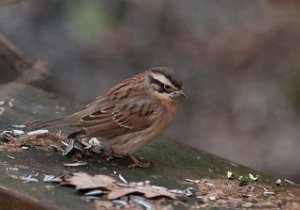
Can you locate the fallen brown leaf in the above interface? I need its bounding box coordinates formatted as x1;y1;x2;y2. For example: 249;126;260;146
63;172;176;201
94;200;113;210
64;172;116;190
108;184;176;200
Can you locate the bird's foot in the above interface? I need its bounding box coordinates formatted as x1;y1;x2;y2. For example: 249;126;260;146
104;145;124;159
128;154;150;168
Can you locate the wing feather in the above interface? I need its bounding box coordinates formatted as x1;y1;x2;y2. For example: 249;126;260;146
80;98;160;139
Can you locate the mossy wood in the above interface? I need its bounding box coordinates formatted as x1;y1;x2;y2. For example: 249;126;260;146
0;82;292;210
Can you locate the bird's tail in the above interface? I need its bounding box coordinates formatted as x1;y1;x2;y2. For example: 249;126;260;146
26;117;67;130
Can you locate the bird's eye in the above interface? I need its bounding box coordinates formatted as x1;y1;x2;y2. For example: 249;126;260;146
163;84;172;92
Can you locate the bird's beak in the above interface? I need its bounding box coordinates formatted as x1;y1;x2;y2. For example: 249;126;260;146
180;89;187;97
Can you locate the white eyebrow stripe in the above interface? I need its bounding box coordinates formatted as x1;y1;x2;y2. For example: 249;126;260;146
151;73;176;88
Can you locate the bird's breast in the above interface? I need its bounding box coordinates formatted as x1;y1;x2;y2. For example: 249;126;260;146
109;110;175;155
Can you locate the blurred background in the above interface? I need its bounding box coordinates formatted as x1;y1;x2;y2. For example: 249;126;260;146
1;0;300;182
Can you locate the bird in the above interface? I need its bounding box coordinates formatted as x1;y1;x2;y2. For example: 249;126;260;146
28;67;186;168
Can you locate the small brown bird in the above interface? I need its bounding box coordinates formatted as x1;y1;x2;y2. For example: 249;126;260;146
29;67;186;168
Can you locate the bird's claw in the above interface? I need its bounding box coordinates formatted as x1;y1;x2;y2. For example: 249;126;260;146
104;146;124;158
128;154;150;168
128;161;150;168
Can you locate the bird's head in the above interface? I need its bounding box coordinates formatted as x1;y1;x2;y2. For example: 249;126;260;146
148;67;186;103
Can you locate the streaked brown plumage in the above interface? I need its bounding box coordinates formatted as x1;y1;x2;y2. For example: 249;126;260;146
28;67;185;167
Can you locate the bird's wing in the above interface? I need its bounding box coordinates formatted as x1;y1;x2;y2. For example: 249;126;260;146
79;98;161;139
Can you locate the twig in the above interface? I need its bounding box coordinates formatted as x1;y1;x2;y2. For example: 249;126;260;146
0;31;50;83
0;31;32;66
0;0;23;7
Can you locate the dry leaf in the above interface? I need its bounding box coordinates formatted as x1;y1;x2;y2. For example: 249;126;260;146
94;200;113;210
108;184;176;200
64;172;116;190
63;172;176;205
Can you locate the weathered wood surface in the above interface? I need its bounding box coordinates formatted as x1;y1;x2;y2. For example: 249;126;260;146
0;82;298;210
